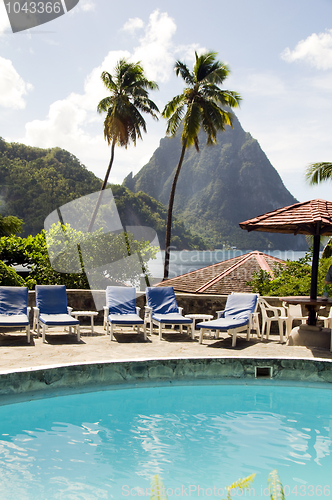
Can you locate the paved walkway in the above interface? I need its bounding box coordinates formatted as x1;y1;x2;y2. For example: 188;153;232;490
1;325;331;372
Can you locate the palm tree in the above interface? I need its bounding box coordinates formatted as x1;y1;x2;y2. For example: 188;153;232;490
88;59;159;231
305;162;332;258
305;162;332;185
162;51;241;279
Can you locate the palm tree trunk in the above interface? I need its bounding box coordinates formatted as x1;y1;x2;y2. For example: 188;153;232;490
163;140;187;280
88;140;116;232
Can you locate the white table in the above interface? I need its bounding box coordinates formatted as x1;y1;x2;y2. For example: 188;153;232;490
185;314;213;336
71;311;98;334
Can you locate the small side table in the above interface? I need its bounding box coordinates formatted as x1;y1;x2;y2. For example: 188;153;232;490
71;311;98;334
185;314;213;336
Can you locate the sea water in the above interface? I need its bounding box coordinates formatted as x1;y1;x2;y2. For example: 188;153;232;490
0;382;331;499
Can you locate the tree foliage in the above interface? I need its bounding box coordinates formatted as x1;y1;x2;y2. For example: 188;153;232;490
0;139;102;236
0;223;157;289
248;251;332;296
0;214;23;236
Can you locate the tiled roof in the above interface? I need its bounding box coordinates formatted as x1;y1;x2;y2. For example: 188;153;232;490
155;251;285;294
240;199;332;236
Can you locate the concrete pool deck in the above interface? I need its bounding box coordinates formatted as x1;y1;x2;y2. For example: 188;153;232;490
1;325;331;373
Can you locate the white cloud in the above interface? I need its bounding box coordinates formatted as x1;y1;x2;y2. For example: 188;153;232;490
0;1;10;34
0;57;33;109
79;0;96;12
281;30;332;70
19;10;205;182
130;10;177;83
122;17;144;34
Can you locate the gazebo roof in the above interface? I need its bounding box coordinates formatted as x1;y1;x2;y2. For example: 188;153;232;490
155;251;285;295
239;199;332;236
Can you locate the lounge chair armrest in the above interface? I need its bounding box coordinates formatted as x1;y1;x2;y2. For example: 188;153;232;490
67;306;73;314
145;306;152;312
216;310;225;318
103;306;109;315
27;306;31;316
178;306;183;315
33;306;40;318
135;306;141;315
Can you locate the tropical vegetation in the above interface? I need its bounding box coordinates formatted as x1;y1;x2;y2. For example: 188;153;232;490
151;470;285;500
305;162;332;185
89;59;159;231
0;223;157;288
0;214;23;236
0;138;204;249
248;250;332;297
161;50;241;278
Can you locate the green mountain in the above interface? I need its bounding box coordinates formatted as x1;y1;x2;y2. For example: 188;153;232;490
124;115;307;250
0;138;206;249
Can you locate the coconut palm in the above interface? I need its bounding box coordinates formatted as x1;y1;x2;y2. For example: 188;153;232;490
88;59;159;231
162;51;241;279
305;162;332;258
305;162;332;185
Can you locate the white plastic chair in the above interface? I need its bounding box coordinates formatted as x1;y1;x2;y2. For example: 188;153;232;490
278;303;307;342
258;298;285;340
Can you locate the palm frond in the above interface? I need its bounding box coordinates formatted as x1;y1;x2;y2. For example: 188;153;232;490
267;470;285;500
305;162;332;185
174;60;194;85
162;94;187;119
226;473;256;500
182;101;201;149
150;475;168;500
97;58;159;148
165;104;185;136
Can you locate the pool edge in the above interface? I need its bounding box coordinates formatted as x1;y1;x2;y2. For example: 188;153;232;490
1;356;332;402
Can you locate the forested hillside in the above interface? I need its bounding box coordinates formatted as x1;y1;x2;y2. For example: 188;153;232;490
0;138;206;249
0;138;101;236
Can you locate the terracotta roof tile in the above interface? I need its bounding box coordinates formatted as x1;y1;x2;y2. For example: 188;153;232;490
155;251;285;294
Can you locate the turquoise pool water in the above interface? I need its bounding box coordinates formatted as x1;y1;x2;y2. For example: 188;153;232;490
0;382;331;499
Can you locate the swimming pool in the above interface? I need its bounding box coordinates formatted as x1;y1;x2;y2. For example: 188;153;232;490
0;379;331;499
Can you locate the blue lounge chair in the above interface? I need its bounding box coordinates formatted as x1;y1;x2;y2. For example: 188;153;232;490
0;286;31;343
104;286;146;341
145;287;194;340
197;293;259;347
33;285;80;343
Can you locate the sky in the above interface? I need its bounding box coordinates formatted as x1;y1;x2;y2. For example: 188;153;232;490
1;0;332;204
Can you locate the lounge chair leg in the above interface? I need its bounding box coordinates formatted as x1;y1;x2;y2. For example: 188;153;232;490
110;324;114;341
42;325;46;343
232;332;237;347
143;324;147;341
159;323;162;340
199;328;205;344
26;325;30;343
76;325;80;341
191;323;195;340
